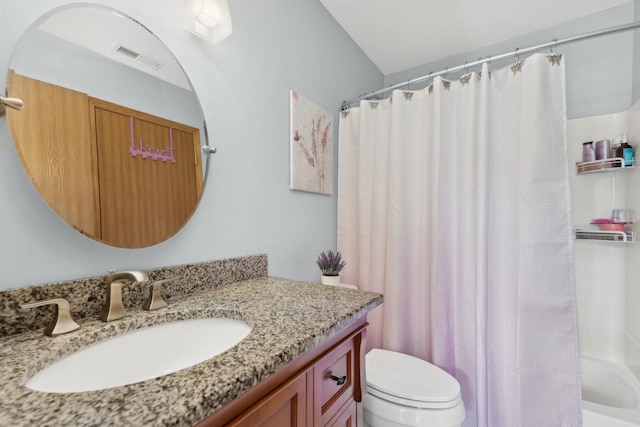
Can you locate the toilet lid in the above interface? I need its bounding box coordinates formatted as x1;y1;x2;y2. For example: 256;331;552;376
366;349;461;405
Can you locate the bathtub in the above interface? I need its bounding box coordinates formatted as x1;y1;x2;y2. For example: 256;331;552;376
582;356;640;426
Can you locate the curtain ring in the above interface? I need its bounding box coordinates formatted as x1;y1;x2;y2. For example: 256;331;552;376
463;61;468;75
551;38;558;53
515;47;520;62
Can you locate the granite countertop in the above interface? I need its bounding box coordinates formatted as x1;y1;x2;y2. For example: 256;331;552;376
0;277;382;426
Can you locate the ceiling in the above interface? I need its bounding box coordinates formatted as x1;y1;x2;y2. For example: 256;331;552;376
319;0;632;75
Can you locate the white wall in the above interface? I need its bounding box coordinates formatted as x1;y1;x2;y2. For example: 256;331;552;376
568;113;629;361
0;0;383;290
625;101;640;374
633;0;640;104
566;99;640;373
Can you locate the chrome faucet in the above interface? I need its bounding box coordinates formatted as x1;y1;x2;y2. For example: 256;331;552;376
101;271;148;322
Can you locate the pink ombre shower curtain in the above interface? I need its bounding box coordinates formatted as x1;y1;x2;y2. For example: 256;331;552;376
337;53;582;427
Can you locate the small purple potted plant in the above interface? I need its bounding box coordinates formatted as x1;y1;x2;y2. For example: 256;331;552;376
316;250;346;286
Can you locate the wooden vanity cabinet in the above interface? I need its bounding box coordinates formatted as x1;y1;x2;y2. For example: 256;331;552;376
327;400;358;427
197;317;367;427
226;372;309;427
314;334;358;425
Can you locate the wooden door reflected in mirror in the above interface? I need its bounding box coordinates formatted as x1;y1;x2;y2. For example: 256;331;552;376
8;73;202;248
93;99;202;248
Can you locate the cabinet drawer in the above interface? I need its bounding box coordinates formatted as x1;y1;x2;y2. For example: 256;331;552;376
226;371;308;427
313;336;355;425
327;400;357;427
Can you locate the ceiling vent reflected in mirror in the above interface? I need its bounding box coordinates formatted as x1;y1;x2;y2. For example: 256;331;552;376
111;43;165;71
37;6;191;90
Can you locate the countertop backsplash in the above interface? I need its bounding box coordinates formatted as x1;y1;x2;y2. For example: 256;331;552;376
0;254;268;337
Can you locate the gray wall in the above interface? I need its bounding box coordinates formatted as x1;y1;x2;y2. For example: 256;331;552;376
634;0;640;103
0;0;382;290
384;2;636;120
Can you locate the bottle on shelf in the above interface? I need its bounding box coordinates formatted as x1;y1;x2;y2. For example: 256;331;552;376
595;139;611;160
614;133;634;167
582;141;595;162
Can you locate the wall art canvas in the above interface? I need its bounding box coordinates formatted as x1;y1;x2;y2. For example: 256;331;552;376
289;90;333;195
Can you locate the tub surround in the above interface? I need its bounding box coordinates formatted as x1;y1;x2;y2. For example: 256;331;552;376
581;355;640;426
0;254;268;337
0;271;382;426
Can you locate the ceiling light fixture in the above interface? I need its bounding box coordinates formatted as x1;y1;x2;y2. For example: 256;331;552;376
183;0;233;44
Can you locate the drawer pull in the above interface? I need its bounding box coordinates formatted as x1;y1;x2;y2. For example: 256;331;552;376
329;375;347;386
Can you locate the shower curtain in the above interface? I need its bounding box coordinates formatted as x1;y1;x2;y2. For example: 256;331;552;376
337;53;582;427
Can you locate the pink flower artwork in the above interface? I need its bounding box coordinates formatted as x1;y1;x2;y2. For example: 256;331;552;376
289;91;333;195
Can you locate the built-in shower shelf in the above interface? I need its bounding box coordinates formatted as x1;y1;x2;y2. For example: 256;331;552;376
574;228;635;243
576;158;635;174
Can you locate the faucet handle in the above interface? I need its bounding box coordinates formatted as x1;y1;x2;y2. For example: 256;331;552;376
143;277;180;311
21;298;80;337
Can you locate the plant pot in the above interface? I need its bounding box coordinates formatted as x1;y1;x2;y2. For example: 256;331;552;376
321;275;340;286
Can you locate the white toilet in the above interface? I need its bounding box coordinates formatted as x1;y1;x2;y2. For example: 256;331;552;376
364;348;466;427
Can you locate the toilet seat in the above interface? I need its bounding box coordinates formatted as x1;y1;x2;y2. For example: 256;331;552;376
366;349;462;410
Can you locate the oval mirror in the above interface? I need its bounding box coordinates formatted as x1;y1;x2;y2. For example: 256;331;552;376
5;4;210;249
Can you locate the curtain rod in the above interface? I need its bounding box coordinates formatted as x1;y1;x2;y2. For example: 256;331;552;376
341;21;640;109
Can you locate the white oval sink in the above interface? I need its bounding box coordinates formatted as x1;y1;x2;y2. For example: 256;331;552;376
26;318;251;393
